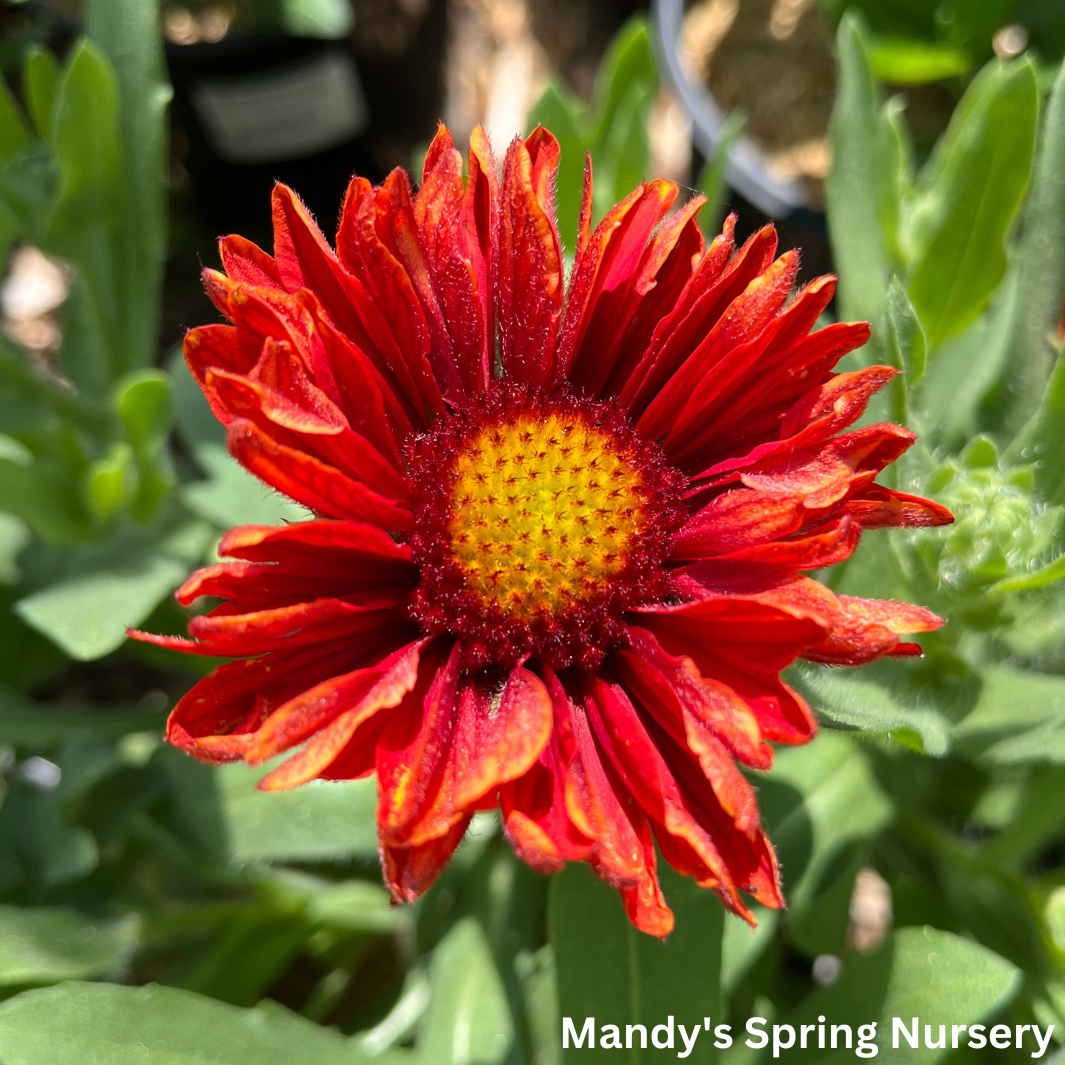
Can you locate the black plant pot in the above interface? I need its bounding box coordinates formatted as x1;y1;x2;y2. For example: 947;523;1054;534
167;0;446;239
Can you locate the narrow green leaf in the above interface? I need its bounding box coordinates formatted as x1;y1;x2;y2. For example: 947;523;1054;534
0;905;137;986
1005;342;1065;502
697;110;746;240
527;80;586;253
825;14;891;333
0;684;166;747
0;982;394;1065
595;78;653;214
787;663;950;757
550;861;723;1062
589;17;655;149
868;39;970;85
0;512;29;584
1004;56;1065;428
906;58;1039;348
883;277;927;426
419;919;513;1065
281;0;355;39
87;0;172;374
22;47;58;141
48;40;124;381
992;553;1065;592
0;75;30;159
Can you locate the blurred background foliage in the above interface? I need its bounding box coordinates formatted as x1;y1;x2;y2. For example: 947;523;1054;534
0;0;1060;1063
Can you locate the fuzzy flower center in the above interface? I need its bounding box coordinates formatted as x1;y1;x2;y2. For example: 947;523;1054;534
407;385;685;670
447;413;649;620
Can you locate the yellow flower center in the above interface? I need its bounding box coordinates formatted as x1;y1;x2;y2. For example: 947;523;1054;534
446;412;650;619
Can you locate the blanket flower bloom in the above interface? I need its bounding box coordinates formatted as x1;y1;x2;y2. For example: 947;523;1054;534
133;126;952;935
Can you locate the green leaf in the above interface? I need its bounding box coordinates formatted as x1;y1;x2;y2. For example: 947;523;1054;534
0;75;30;159
48;40;124;382
992;552;1065;592
550;861;723;1062
0;981;396;1065
115;369;175;521
697;110;746;240
527;80;586;252
281;0;355;39
906;58;1039;349
14;520;210;660
1006;342;1065;503
0;684;165;747
184;443;311;529
594;78;653;216
722;906;778;996
787;663;950;757
882;277;927;426
22;47;59;141
418;919;513;1065
915;264;1019;448
953;666;1065;764
219;762;380;863
0;905;137;986
867;39;970;85
165;756;380;864
86;441;136;519
760;731;894;912
87;0;172;374
780;927;1020;1064
1003;56;1065;428
825;14;893;335
0;452;95;546
589;17;655;150
0;512;30;583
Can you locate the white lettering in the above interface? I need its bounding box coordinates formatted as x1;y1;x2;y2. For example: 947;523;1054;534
773;1024;796;1058
856;1022;878;1058
968;1024;987;1049
563;1016;594;1049
626;1024;647;1049
925;1025;945;1049
1032;1025;1055;1058
893;1017;918;1049
991;1025;1012;1049
714;1024;733;1049
600;1024;621;1049
952;1024;967;1048
677;1023;700;1058
653;1016;675;1050
746;1017;769;1049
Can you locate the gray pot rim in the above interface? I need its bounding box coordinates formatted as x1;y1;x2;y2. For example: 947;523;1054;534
652;0;812;217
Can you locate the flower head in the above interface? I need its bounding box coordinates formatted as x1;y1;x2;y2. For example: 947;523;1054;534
134;126;952;935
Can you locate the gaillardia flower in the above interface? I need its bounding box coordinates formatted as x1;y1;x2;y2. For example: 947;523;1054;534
135;126;951;935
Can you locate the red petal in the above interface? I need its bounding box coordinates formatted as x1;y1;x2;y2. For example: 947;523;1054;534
256;639;427;785
226;418;412;529
497;128;564;387
560;180;679;394
637;250;801;445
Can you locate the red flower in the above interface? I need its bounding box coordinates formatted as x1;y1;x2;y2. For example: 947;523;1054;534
133;126;952;936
